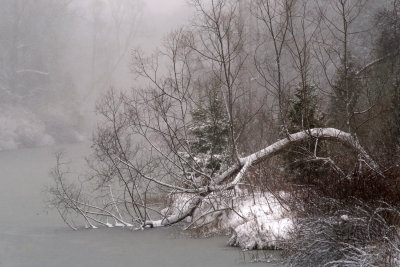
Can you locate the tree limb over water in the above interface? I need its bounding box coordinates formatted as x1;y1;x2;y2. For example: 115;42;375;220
49;127;379;229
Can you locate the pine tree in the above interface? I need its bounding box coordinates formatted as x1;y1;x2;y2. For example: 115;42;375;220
288;84;321;132
360;3;400;156
185;80;230;180
375;3;400;151
329;60;361;133
284;83;326;183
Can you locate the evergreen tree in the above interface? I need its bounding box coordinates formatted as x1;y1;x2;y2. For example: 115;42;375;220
329;60;361;133
288;84;321;132
375;3;400;150
359;2;400;157
185;80;230;180
285;83;326;183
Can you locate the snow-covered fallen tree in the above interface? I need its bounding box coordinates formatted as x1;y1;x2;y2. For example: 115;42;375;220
49;126;379;232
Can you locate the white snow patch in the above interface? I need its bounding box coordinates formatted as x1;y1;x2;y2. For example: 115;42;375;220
168;191;293;250
161;193;196;222
225;192;292;250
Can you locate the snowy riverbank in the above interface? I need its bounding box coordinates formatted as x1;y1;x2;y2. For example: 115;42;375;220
163;191;293;250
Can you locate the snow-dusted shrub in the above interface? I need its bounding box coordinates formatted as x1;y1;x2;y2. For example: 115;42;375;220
286;199;400;266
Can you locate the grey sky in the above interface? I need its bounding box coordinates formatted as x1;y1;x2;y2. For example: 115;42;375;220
136;0;191;51
145;0;189;16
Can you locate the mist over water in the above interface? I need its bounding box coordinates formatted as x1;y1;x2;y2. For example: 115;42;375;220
0;143;281;266
0;0;190;151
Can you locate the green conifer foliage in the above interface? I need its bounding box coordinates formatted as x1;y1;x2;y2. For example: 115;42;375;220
186;80;230;178
288;84;320;132
285;84;326;183
329;60;361;133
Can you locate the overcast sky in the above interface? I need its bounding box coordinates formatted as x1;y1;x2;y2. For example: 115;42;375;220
145;0;189;16
136;0;191;51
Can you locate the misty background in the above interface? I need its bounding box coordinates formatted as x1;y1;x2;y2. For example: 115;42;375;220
0;0;190;151
0;0;387;151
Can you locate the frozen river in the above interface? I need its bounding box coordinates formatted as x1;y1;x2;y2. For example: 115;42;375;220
0;143;283;267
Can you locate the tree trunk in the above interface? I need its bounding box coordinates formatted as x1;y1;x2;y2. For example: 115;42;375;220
144;127;379;227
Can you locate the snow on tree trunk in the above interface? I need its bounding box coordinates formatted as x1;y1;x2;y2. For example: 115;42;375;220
143;128;379;228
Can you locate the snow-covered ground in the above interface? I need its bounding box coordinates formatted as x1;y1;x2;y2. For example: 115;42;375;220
163;191;293;250
226;193;292;250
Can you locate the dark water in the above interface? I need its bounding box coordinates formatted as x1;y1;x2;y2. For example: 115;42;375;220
0;143;283;267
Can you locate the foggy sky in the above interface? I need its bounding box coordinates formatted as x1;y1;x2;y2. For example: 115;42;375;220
137;0;191;51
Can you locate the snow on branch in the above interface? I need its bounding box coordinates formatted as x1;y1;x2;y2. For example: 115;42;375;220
142;128;380;228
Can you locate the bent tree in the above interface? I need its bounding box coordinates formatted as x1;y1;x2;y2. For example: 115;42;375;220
50;119;379;229
49;0;382;230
